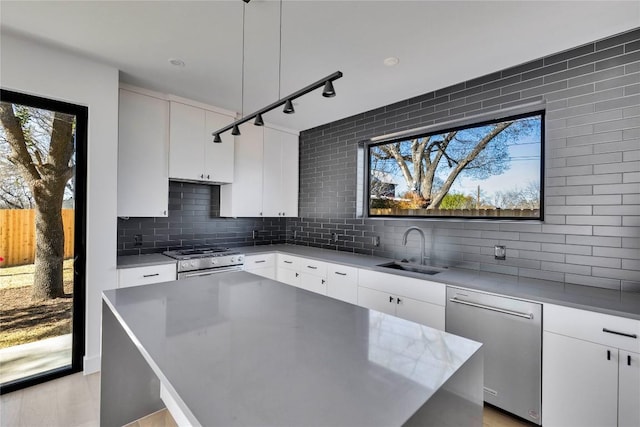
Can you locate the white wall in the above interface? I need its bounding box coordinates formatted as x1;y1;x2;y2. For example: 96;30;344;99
1;32;119;373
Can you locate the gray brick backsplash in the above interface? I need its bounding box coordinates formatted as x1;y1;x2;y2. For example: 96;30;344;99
117;181;286;256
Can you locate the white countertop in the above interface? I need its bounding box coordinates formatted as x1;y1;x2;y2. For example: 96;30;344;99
116;244;640;320
102;272;482;426
117;253;176;269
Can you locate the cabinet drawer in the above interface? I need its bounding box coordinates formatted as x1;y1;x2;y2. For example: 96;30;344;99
544;304;640;353
244;253;276;270
118;264;176;288
328;264;358;282
299;259;327;278
358;269;446;307
278;254;300;270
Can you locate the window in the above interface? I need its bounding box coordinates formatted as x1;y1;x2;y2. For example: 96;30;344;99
367;111;544;219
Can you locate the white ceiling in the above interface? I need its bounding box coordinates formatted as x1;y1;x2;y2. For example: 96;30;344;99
1;1;638;131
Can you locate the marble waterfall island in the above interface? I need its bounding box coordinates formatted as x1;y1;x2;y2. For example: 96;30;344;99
101;271;483;426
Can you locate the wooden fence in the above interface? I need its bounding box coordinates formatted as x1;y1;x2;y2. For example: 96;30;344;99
0;209;75;268
370;208;540;217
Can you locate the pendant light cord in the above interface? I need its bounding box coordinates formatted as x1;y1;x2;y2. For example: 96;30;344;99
278;0;283;100
241;2;246;117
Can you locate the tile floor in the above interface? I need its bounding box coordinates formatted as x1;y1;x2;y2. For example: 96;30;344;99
1;372;531;426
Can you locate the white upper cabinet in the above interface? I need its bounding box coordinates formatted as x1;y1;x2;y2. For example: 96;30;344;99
220;125;299;218
169;101;235;183
204;110;234;183
219;125;264;217
117;88;169;217
263;127;299;217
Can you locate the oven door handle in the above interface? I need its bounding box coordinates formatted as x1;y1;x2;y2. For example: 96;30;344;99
179;266;242;279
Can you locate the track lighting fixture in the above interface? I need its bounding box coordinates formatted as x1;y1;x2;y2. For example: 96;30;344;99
212;71;343;140
283;99;295;114
211;0;343;142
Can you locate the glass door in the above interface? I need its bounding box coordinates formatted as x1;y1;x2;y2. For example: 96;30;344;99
0;89;86;393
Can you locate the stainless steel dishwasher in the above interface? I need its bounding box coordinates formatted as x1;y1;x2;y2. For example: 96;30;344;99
446;286;542;424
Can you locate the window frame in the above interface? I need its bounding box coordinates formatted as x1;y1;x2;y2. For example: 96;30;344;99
365;109;546;221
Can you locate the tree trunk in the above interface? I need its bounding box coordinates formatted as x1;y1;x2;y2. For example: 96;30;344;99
32;178;67;300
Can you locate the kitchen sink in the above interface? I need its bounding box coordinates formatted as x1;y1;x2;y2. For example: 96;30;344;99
376;261;446;275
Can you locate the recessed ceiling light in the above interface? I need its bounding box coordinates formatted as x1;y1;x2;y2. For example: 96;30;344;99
384;57;400;67
169;58;185;67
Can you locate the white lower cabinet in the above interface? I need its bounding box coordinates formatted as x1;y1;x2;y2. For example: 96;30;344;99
298;259;328;295
243;254;276;280
326;264;358;304
357;269;446;330
277;254;301;287
543;304;640;427
117;264;176;288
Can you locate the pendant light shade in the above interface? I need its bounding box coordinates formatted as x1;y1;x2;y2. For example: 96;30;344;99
213;133;222;143
231;124;241;136
322;80;336;97
254;113;264;126
283;99;295;114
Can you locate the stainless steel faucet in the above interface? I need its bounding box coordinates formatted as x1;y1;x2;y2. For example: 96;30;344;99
402;226;426;265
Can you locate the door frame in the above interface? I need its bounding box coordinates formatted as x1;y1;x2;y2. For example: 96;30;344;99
0;89;87;394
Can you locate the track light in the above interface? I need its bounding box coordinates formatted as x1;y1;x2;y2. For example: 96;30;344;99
322;80;336;97
213;133;222;143
211;71;343;140
283;99;295;114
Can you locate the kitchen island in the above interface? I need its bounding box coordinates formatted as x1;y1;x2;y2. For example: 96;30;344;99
101;271;483;426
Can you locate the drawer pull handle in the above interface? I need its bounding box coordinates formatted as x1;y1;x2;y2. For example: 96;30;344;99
628;355;632;366
334;272;347;276
295;273;299;277
603;328;637;339
321;279;325;284
254;260;266;264
607;350;611;361
284;260;293;264
307;266;318;270
389;296;395;303
143;273;160;278
396;298;402;305
449;297;534;320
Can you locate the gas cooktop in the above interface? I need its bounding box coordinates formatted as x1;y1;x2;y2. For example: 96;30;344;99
163;246;239;260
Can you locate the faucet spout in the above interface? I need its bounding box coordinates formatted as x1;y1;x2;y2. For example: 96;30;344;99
402;226;426;265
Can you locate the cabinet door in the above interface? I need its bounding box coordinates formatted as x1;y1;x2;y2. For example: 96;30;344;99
219;125;264;217
619;350;640;427
277;267;300;288
395;296;445;330
279;130;299;217
542;331;618;427
357;286;395;316
117;89;169;217
298;273;327;295
169;102;204;180
203;110;234;183
326;265;358;304
262;127;283;217
246;267;276;280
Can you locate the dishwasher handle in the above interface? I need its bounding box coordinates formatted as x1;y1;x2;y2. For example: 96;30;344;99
449;297;534;320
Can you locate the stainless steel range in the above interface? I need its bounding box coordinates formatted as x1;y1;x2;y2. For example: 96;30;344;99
163;247;245;279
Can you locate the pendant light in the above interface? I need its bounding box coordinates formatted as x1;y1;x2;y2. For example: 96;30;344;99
212;0;343;141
